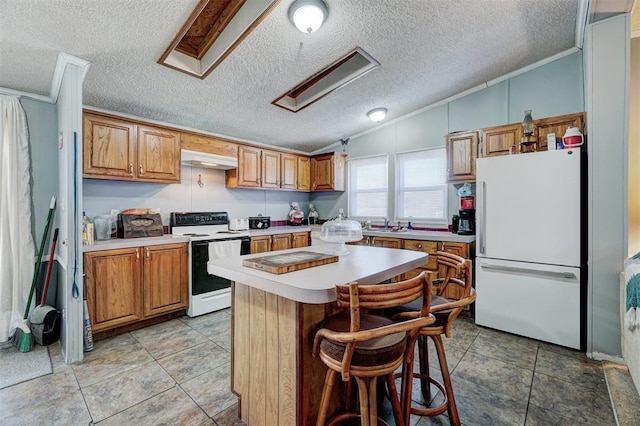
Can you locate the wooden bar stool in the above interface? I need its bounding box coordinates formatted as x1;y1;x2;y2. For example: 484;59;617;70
392;252;476;426
313;271;435;426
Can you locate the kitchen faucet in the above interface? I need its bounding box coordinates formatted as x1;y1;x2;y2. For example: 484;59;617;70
384;218;389;230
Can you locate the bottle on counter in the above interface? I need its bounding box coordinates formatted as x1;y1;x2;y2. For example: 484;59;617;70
82;212;94;245
82;212;88;245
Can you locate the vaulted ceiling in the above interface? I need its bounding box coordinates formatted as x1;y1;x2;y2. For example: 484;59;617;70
0;0;607;153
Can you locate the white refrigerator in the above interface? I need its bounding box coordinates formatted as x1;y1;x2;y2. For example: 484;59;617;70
475;149;584;350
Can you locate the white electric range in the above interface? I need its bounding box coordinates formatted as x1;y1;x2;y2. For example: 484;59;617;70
170;212;250;317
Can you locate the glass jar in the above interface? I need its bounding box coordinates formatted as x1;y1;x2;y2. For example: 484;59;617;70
522;110;534;136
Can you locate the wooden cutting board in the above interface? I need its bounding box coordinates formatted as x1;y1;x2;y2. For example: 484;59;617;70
242;251;339;274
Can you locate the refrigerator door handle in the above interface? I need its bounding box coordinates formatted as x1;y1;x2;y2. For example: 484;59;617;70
480;263;577;280
479;180;486;254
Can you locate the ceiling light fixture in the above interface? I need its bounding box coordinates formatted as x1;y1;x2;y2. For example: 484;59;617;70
367;108;387;122
288;0;328;33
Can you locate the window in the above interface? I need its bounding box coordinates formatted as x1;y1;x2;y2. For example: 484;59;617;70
348;155;388;219
396;148;447;223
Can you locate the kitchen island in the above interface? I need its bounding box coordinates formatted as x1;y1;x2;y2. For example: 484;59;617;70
207;245;428;425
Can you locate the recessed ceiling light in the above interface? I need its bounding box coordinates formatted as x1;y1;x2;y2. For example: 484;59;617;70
288;0;328;33
367;108;387;122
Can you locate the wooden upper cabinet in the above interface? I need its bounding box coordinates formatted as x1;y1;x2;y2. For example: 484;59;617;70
446;131;479;182
261;149;281;189
280;153;298;190
311;152;346;191
83;111;180;183
535;112;585;151
481;123;521;157
297;156;311;191
179;132;238;157
236;145;262;187
136;125;181;183
83;112;136;180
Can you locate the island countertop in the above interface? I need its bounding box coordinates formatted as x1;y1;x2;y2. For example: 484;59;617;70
207;245;428;304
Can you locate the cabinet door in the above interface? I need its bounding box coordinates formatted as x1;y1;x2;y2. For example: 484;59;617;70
143;243;188;317
271;234;292;251
403;240;438;270
291;232;310;248
535;112;585;151
347;236;369;246
439;241;469;258
481;124;521;157
280;153;298;190
137;125;181;183
370;236;402;249
438;242;470;303
262;149;281;189
311;153;346;191
251;236;272;253
297;156;311;191
238;146;262;187
446;131;478;182
84;248;143;332
83;112;136;180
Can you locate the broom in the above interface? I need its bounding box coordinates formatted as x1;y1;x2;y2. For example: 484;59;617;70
11;195;56;352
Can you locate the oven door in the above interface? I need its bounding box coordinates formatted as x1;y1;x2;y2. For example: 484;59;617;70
191;237;250;295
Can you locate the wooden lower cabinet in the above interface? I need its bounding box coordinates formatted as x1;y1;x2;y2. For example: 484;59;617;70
250;232;311;254
370;236;402;249
271;234;292;251
291;232;309;248
84;243;188;333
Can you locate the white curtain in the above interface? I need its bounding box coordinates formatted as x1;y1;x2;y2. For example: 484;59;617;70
0;95;35;342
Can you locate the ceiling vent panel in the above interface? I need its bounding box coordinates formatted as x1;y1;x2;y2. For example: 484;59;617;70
272;47;380;113
159;0;279;79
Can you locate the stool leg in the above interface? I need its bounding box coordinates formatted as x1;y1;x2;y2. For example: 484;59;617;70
316;369;338;426
385;372;404;426
418;334;431;401
432;335;460;426
400;354;415;426
354;376;372;426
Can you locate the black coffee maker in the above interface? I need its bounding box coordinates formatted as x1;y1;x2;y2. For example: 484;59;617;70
458;209;475;235
457;186;475;235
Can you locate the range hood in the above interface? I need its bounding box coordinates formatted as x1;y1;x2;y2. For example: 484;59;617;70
181;149;237;170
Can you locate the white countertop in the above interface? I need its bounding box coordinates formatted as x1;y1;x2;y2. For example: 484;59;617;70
249;226;311;236
82;235;190;252
207;245;428;304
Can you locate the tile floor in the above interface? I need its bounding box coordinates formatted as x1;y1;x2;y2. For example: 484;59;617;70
0;309;619;425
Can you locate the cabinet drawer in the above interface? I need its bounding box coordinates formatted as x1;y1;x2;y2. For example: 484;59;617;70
403;240;437;270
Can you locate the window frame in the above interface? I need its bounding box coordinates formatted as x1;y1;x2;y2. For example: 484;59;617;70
347;154;389;221
394;147;448;226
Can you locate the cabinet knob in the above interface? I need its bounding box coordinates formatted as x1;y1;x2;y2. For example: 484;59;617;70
136;248;140;261
129;164;134;175
139;164;144;175
417;244;422;249
145;247;150;259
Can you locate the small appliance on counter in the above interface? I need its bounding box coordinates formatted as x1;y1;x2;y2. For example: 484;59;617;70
117;213;164;238
457;183;475;235
249;215;270;229
229;218;249;231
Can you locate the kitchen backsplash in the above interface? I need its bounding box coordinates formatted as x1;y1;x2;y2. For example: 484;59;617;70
82;165;312;226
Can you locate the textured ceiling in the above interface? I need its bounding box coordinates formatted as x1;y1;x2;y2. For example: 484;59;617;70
0;0;580;153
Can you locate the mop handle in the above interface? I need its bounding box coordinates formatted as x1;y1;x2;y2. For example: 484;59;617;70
24;195;56;319
40;228;59;307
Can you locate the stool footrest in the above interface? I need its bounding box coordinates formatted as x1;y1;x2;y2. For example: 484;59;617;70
410;372;449;417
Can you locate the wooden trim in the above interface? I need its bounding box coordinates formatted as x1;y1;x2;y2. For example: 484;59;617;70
158;0;211;66
91;310;185;341
197;0;247;60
